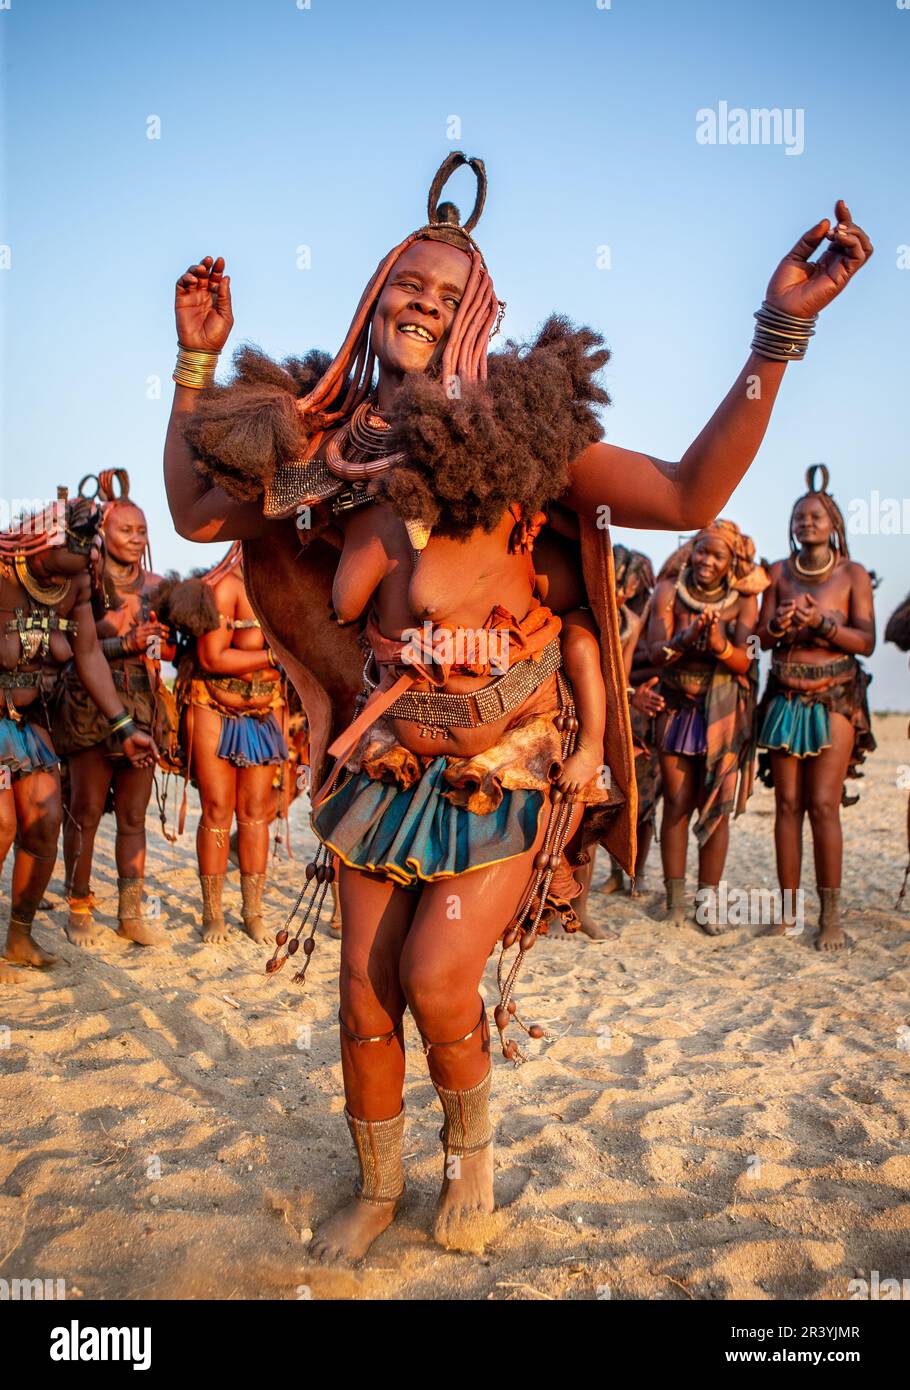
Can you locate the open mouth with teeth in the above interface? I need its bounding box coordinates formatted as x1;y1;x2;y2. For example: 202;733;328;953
397;322;437;344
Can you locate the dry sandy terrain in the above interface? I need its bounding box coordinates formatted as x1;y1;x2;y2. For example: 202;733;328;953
2;714;909;1302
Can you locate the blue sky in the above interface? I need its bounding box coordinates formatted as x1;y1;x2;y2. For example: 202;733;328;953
1;0;908;703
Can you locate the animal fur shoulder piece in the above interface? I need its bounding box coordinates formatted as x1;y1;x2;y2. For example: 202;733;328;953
153;571;220;637
184;319;609;532
885;592;910;652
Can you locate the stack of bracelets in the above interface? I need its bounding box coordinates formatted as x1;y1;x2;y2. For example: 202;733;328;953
751;300;818;362
173;345;220;390
109;709;138;741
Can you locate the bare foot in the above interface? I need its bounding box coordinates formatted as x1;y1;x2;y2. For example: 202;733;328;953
199;916;231;945
601;868;625;896
329;917;342;938
118;918;166;947
434;1145;495;1250
763;920;804;939
4;924;58;968
576;913;618;941
815;924;849;952
241;916;271;945
65;910;103;948
308;1197;398;1264
0;964;21;985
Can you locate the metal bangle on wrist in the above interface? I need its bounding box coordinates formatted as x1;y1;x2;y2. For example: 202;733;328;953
751;300;818;363
109;709;137;741
173;343;221;390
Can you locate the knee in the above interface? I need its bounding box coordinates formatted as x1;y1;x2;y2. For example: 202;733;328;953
662;793;692;821
200;795;233;826
398;954;456;1024
115;807;147;837
21;807;63;858
68;795;105;831
807;796;841;825
340;955;403;1025
776;792;803;818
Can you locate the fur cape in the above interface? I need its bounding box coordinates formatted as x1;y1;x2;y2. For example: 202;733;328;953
885;593;910;652
182;320;638;872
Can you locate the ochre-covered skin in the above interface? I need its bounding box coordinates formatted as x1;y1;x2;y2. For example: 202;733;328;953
757;489;876;952
164;189;872;1259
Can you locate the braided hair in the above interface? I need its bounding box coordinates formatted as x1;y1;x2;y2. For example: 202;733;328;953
295;153;501;432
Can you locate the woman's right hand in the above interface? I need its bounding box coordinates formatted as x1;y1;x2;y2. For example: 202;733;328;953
175;255;233;352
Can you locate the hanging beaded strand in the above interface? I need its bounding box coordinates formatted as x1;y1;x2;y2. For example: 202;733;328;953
265;840;335;984
493;670;581;1063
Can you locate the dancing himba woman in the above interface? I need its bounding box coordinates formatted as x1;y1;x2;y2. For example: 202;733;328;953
648;521;768;930
163;154;871;1260
0;492;157;981
162;543;290;944
757;467;876;950
54;470;177;948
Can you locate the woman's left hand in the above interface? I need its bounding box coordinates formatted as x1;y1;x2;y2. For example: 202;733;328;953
706;613;728;654
795;593;823;629
765;200;873;320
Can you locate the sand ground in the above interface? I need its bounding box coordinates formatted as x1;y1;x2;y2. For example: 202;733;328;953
1;714;909;1302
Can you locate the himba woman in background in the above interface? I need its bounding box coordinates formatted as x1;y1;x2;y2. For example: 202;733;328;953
1;492;156;980
54;471;177;948
162;543;290;944
757;467;876;950
648;521;768;930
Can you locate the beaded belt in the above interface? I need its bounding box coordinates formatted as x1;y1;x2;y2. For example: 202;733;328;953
384;639;562;730
0;669;42;690
204;674;279;698
772;655;854;683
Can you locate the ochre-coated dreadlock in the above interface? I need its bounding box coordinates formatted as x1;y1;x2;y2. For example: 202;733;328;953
294;152;501;432
789;464;850;558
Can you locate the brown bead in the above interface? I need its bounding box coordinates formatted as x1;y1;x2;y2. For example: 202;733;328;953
275;929;288;946
534;850;550;871
303;938;316;955
548;853;561;871
305;862;317;882
550;786;564;803
287;938;300;955
501;928;518;949
266;956;286;974
554;714;566;732
507;999;517;1015
503;1040;520;1062
519;932;536;952
528;1025;545;1039
325;863;336;883
494;1005;510;1032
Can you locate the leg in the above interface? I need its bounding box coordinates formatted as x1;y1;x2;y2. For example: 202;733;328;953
4;756;62;968
694;803;730;937
633;815;655;888
111;761;164;946
400;801;584;1247
235;762;277;943
188;704;236;942
309;865;417;1264
766;750;806;937
805;712;855;952
62;745;112;946
563;845;618;940
0;786;21;982
657;752;697;925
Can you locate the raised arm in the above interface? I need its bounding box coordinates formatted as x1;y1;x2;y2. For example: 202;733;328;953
565;202;873;531
164;256;270;543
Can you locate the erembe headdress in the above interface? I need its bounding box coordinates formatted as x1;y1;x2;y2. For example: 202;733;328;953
0;486;102;560
789;464;849;559
79;468;154;572
262;152;502;520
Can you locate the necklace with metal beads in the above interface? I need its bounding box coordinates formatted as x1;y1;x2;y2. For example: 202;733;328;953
792;547;835;581
675;569;738;616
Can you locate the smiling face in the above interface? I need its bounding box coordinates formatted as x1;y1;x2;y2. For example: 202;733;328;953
103;502;148;565
792;496;832;548
691;534;733;588
370;239;472;381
